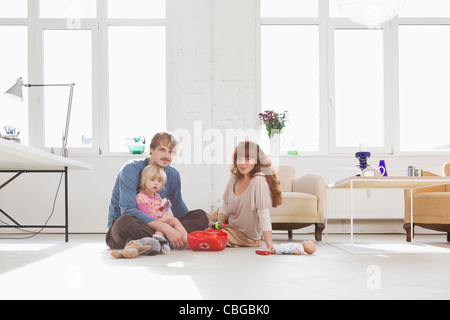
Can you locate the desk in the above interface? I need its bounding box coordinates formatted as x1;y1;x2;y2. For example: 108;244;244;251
326;176;450;251
0;138;91;241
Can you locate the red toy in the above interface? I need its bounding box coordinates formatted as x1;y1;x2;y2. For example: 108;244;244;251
255;250;270;255
187;229;227;251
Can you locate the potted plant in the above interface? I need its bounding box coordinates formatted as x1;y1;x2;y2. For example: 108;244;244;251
258;110;289;138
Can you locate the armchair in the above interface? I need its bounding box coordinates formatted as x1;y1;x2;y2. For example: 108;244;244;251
404;163;450;242
271;166;326;241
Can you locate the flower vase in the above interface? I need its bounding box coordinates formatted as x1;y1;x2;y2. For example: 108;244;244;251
269;129;280;159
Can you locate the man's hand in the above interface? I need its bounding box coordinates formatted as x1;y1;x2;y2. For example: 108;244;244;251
147;220;186;250
164;227;186;250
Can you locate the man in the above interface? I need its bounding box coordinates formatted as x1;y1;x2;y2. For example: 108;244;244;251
106;132;209;250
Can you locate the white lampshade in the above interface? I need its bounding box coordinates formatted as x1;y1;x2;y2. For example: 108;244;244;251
4;77;24;101
340;0;406;28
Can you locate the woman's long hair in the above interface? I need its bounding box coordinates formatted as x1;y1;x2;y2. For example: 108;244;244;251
231;141;282;208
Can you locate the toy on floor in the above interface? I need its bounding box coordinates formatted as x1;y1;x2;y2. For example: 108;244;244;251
142;235;171;256
255;241;316;256
187;229;227;251
211;221;226;230
111;235;170;259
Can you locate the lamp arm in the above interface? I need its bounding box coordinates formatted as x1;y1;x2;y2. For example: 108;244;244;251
63;84;75;156
25;83;74;87
26;82;75;157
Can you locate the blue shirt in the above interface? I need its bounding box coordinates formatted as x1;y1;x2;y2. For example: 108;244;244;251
107;158;188;228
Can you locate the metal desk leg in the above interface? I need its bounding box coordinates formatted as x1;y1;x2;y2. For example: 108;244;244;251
65;166;69;242
410;188;414;244
350;180;354;252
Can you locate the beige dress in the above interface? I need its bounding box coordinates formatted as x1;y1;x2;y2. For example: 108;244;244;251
219;174;273;242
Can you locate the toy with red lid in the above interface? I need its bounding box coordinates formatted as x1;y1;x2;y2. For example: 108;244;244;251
187;229;227;251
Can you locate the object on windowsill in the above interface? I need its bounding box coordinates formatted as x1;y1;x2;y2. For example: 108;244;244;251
1;125;20;143
1;134;21;143
128;136;146;154
287;140;298;155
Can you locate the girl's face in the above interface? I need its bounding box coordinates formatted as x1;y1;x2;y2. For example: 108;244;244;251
236;156;256;176
144;176;163;194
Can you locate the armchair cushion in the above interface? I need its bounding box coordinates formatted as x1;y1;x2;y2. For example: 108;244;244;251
408;193;450;224
271;192;319;224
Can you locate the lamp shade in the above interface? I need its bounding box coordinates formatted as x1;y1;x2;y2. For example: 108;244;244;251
340;0;405;28
4;77;24;100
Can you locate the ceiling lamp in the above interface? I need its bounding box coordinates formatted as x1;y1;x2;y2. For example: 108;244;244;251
339;0;406;28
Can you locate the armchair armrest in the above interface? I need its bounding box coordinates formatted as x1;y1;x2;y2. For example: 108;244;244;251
293;174;325;222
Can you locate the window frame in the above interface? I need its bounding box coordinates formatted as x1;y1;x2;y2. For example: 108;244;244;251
0;0;167;155
257;0;328;156
327;20;395;155
258;0;450;156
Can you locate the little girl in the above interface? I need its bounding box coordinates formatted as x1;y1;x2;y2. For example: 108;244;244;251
137;165;187;241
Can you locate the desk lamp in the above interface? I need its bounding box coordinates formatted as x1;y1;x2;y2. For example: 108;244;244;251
5;77;75;157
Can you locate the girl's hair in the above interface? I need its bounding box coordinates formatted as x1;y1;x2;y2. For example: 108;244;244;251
139;165;167;191
231;141;282;208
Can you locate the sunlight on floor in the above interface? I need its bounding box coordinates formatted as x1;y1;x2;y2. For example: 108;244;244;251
2;234;450;299
0;243;56;251
330;242;450;254
0;243;202;300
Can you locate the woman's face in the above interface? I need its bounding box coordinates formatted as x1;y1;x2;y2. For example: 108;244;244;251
236;156;256;176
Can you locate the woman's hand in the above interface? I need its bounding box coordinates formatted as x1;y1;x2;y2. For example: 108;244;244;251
263;230;273;251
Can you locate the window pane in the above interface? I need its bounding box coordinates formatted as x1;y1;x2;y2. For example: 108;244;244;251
399;0;450;17
334;29;384;148
108;0;166;19
399;26;450;151
40;0;96;18
261;26;320;152
0;0;27;18
108;26;166;152
261;0;318;18
329;0;346;17
0;26;28;145
43;30;92;149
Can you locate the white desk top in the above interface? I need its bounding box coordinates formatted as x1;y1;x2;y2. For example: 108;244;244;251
0;138;92;170
327;176;450;189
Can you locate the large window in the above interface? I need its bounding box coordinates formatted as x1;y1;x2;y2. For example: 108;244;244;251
399;26;450;151
332;29;385;151
43;30;93;149
261;0;450;155
0;26;28;145
0;0;166;154
260;0;320;153
261;25;320;152
108;26;166;152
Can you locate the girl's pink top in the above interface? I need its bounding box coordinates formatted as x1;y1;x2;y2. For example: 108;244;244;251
136;191;168;220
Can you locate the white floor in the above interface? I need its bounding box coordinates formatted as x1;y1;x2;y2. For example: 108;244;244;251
1;232;450;300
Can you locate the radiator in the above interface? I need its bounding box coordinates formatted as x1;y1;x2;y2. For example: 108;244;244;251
326;188;405;219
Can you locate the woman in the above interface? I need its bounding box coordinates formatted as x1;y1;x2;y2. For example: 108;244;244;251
214;141;282;250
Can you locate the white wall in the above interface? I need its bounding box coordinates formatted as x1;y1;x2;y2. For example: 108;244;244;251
0;0;449;234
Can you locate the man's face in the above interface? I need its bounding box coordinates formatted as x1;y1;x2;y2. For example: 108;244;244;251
150;143;174;168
